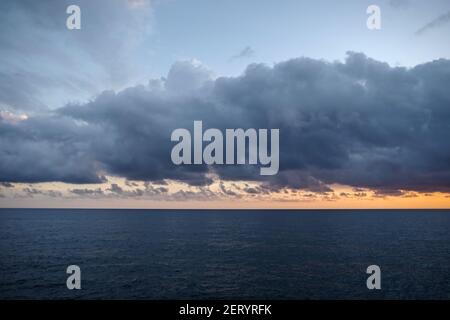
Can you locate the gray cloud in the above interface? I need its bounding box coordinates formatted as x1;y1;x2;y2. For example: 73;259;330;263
230;46;255;61
219;182;240;197
70;188;105;197
374;189;406;197
169;187;219;201
69;182;169;199
416;11;450;35
0;113;106;183
165;60;214;94
1;182;14;188
22;187;62;198
1;52;450;194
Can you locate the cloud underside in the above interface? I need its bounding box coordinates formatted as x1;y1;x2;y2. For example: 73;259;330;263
1;53;450;194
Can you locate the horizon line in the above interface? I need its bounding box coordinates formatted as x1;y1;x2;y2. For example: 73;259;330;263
1;207;450;211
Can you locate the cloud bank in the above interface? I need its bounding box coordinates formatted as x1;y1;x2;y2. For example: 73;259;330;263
1;52;450;194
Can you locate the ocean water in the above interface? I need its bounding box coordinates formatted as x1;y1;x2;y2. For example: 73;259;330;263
0;209;449;299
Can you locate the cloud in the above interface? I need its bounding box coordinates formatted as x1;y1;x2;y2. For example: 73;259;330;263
22;187;62;198
144;183;168;195
0;113;106;183
416;11;450;35
1;52;450;194
165;60;214;94
69;182;168;199
70;188;105;197
373;189;406;197
107;183;125;194
219;182;240;197
1;182;14;188
0;0;154;111
229;46;255;61
169;187;218;201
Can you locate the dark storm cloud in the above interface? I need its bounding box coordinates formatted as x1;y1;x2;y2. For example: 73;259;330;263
0;113;105;183
1;52;450;193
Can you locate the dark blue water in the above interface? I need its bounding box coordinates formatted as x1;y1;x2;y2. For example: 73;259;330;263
1;209;449;299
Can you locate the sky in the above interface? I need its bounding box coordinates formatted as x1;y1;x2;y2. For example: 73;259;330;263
0;0;450;208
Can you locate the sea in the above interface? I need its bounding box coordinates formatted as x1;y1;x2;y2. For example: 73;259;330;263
0;209;449;299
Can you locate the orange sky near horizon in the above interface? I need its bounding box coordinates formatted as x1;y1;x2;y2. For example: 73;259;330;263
1;178;449;209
